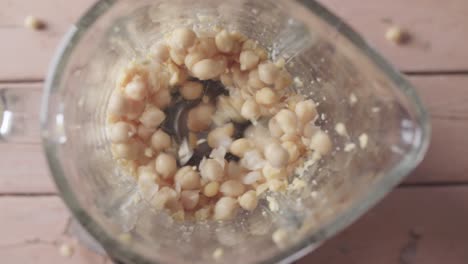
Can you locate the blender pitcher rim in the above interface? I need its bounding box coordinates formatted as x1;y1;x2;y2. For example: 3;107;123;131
40;0;431;263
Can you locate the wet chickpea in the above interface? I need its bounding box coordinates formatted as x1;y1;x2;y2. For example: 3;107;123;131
207;123;234;148
200;159;224;181
187;104;215;132
170;28;196;51
151;129;172;151
275;109;298;134
203;181;220;197
229;138;253;158
180;81;204;100
255;87;278;106
241;99;261;121
180;190;200;210
214;197;239;220
109;121;136;143
215;30;235;53
238;190;258;211
139;106;166;128
192;59;226;80
155;153;177;180
239;50;259;71
220;180;245;197
175;166;201;190
309;131;332;156
265;142;289;168
152;88;172;110
258;62;279;85
150;43;170;62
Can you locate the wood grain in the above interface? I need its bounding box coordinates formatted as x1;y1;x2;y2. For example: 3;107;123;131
300;186;468;264
0;0;96;80
319;0;468;72
1;187;467;263
407;76;468;183
0;0;466;80
0;196;106;264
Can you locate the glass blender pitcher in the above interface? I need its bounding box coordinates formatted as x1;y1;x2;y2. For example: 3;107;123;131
0;0;430;263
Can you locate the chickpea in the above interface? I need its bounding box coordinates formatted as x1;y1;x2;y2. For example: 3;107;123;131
108;91;128;117
124;76;147;101
275;109;298;134
239;50;260;71
155;153;177;180
109;121;136;143
151;88;172;110
151;129;172;151
258;62;279;85
309;131;332;156
137;124;156;141
180;81;204;100
187;104;215;132
125;99;145;121
262;163;287;179
150;43;169;62
282;141;300;163
170;28;196;51
207;123;234;148
192;58;227;80
302;122;319;138
200;158;224;181
226;161;244;179
175;166;201;190
229;138;253;158
203;181;220;197
248;69;267;89
113;140;143;160
151;186;178;210
220;73;234;87
139;106;166;129
274;70;292;90
184;52;205;70
238;190;258;211
214;197;239;221
232;65;249;88
194;37;218;58
265;142;289;168
220;180;245;197
268;118;284;138
241;99;261;121
215;30;235;53
180;190;200;210
295;100;317;124
169;48;186;66
255;87;278;106
167;62;187;86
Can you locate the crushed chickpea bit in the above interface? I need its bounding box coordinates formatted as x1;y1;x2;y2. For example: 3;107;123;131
359;133;369;149
385;26;410;44
59;243;74;258
106;27;333;221
24;16;46;30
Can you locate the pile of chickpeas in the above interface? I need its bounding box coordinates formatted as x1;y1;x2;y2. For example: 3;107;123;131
107;28;332;221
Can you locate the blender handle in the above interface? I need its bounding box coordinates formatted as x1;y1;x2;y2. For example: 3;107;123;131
0;86;42;143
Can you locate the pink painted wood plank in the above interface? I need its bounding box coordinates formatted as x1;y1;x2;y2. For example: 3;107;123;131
318;0;468;72
0;0;466;80
1;188;467;263
407;76;468;183
0;196;106;263
300;186;468;264
0;0;96;80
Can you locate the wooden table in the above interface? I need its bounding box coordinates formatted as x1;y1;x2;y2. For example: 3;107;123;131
1;0;467;263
